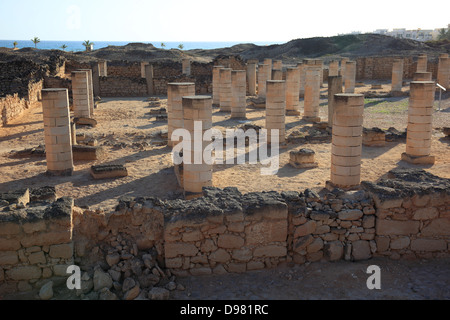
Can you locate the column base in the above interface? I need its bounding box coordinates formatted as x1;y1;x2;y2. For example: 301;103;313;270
46;168;73;176
184;191;203;200
289;160;318;169
390;90;406;97
286;110;301;116
325;180;360;191
401;153;435;165
302;116;321;123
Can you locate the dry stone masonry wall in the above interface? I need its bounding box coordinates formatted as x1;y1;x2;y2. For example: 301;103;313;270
0;169;449;296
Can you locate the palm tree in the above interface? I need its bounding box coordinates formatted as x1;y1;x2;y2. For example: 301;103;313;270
13;41;18;49
82;40;94;52
161;42;166;49
437;28;450;40
31;37;40;48
60;44;68;51
178;44;184;50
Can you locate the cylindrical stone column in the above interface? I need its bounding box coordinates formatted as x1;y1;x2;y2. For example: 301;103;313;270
41;89;73;176
340;58;349;77
331;93;364;188
167;82;195;147
285;67;301;115
272;69;283;80
303;66;321;122
182;58;191;76
231;70;247;119
71;71;91;118
416;54;427;72
329;61;339;77
401;81;435;164
257;64;270;99
247;62;257;96
266;80;286;144
264;58;273;74
315;59;324;87
344;61;356;93
78;69;94;116
273;60;282;70
219;68;232;112
437;53;449;89
213;65;224;106
98;60;107;77
297;63;305;98
391;59;404;93
413;72;432;81
145;64;154;95
141;62;149;78
182;96;213;195
327;75;343;129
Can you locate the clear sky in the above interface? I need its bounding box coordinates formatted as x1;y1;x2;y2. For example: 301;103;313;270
0;0;448;42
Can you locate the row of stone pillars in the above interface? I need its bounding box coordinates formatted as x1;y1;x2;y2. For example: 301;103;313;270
41;66;97;175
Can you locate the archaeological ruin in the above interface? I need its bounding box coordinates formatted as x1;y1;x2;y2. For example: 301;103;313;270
0;37;449;300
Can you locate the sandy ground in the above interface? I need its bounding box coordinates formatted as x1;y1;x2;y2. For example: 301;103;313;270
0;83;449;212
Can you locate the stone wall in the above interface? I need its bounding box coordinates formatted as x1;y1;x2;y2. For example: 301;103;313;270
99;76;148;97
1;169;448;296
0;189;73;295
354;56;439;81
1;79;43;126
363;169;450;260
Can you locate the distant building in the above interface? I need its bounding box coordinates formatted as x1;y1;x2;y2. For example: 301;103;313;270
372;25;449;41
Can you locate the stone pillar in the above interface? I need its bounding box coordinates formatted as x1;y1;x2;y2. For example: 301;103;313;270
182;58;191;76
285;67;301;115
231;70;246;119
329;61;339;77
41;89;73;176
266;80;286;144
78;69;94;116
264;58;273;73
145;64;154;96
213;65;224;106
247;62;257;96
91;62;100;97
344;61;356;93
273;60;282;70
272;69;283;80
327;75;343;129
401;81;435;164
340;58;348;77
98;60;107;77
437;53;449;89
141;62;149;78
167;82;195;147
416;54;427;72
297;63;305;98
182;96;213;196
71;71;91;118
315;59;324;87
219;68;232;112
391;59;404;93
303;66;321;122
330;93;364;188
413;72;432;81
257;64;270;99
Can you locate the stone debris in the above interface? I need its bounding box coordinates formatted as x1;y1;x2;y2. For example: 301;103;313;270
38;281;53;300
90;164;128;180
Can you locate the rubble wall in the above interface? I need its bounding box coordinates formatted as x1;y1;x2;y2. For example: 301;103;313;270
0;190;73;295
1;169;449;295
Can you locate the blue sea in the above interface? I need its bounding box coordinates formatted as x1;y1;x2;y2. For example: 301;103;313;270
0;40;281;52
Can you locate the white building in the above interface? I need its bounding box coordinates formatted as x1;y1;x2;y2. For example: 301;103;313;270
373;25;449;42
